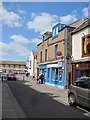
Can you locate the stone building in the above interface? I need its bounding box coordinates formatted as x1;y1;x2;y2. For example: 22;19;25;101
0;60;26;74
37;23;75;88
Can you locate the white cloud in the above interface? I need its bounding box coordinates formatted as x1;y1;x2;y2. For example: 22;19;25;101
10;35;31;56
0;42;10;56
0;6;23;28
31;13;37;18
18;9;25;14
27;12;78;34
9;42;30;56
10;35;30;45
1;35;31;57
82;7;88;17
31;38;42;45
0;42;10;51
0;34;42;57
27;12;58;35
60;14;77;25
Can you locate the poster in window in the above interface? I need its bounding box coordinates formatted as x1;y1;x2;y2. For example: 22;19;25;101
83;36;90;54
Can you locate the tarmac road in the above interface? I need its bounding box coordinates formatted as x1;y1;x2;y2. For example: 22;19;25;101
5;80;89;118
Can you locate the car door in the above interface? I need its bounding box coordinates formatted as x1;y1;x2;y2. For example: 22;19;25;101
88;79;90;109
76;78;89;107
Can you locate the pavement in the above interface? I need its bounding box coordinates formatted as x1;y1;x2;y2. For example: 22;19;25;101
2;81;26;119
1;74;90;118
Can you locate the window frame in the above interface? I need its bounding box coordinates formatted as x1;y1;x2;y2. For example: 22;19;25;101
54;44;58;59
45;49;47;61
78;79;89;89
48;68;50;80
40;51;42;62
82;34;90;57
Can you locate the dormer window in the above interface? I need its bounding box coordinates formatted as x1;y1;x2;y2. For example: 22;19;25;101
52;26;56;38
52;24;60;38
52;23;66;38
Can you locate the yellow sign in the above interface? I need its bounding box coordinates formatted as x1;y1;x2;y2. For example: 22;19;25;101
83;34;88;53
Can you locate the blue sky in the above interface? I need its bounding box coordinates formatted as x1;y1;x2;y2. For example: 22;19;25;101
0;2;89;61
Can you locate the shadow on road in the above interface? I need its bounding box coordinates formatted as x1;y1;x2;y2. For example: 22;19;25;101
5;80;89;118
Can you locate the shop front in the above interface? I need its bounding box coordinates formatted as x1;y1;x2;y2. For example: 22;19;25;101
38;61;65;88
72;61;90;81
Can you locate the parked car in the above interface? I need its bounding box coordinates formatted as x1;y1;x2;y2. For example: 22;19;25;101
7;73;17;81
68;77;90;109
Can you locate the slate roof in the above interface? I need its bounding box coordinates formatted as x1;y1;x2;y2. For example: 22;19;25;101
71;18;90;34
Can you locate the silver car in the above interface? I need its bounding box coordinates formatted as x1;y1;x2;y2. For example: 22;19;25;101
68;77;90;109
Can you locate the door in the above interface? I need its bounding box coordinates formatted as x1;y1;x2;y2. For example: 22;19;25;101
88;79;90;109
76;79;89;107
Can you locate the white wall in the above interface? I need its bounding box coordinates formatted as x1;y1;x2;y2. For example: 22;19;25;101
72;27;90;61
28;51;34;76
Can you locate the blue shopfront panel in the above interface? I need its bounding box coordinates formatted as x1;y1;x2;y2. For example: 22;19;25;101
46;62;65;87
39;64;47;69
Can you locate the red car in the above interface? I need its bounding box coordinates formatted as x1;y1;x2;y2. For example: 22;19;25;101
7;73;17;81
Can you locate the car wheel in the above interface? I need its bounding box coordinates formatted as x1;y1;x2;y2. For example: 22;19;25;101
68;94;76;106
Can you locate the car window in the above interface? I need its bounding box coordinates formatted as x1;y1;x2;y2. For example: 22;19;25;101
72;79;80;86
78;79;88;89
9;74;15;76
88;80;90;89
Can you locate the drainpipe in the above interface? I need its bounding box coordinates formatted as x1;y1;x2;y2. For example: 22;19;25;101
64;27;67;88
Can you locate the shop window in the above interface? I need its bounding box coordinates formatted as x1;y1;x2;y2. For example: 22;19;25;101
55;68;58;80
48;68;50;80
82;35;90;57
52;68;55;80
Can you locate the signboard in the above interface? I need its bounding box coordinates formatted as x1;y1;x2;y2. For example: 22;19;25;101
47;63;62;68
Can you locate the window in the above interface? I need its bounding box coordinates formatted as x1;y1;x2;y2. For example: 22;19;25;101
61;24;65;29
48;68;50;80
88;80;90;89
52;27;56;38
55;68;58;80
78;79;88;89
52;68;55;80
82;35;90;57
55;44;58;59
45;49;47;61
52;23;60;38
56;26;58;35
73;79;79;86
40;51;42;62
14;65;15;68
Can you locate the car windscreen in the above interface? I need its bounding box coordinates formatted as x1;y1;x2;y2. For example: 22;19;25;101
8;74;15;76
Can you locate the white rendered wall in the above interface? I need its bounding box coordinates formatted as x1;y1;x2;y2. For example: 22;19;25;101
28;51;34;75
72;27;90;61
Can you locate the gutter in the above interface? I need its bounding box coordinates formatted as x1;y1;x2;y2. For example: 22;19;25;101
64;27;67;88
